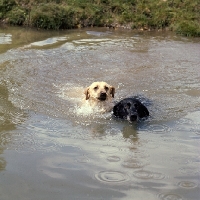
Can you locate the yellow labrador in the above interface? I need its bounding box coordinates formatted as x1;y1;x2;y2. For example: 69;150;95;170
84;81;115;112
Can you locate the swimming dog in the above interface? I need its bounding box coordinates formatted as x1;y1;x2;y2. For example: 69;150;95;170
84;81;115;112
113;97;149;122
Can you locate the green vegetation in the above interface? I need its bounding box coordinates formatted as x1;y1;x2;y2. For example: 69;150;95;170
0;0;200;36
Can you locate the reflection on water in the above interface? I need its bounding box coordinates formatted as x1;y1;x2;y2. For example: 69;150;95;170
0;25;70;53
0;84;27;171
0;33;12;44
0;27;200;200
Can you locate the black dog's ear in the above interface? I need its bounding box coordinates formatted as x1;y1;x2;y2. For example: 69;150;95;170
113;104;118;115
137;103;149;118
113;102;122;116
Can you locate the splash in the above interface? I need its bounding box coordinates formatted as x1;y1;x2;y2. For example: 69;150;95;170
74;104;94;116
54;83;112;119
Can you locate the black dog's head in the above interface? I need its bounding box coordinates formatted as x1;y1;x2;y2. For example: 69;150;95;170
113;98;149;122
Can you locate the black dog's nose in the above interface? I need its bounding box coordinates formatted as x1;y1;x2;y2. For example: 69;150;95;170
129;115;137;122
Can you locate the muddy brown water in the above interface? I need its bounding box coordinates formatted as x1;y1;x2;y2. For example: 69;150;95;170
0;26;200;200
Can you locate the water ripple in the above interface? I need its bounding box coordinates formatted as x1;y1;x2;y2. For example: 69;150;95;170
107;156;121;162
99;146;119;154
148;124;172;134
158;193;184;200
178;181;198;189
0;33;12;44
122;158;148;169
140;123;172;134
133;170;165;180
95;170;130;183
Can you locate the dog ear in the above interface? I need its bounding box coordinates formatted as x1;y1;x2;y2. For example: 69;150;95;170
137;103;149;118
113;102;122;117
113;103;119;115
84;87;90;100
110;86;115;98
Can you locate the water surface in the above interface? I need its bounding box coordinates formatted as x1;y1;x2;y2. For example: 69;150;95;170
0;26;200;200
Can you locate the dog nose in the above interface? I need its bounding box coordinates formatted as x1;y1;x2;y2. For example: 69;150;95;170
129;115;137;122
100;92;106;97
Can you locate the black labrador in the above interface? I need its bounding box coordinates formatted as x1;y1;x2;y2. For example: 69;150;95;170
113;97;149;122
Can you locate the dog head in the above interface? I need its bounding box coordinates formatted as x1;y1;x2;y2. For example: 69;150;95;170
84;82;115;101
113;98;149;122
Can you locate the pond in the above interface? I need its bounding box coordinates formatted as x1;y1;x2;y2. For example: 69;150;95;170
0;26;200;200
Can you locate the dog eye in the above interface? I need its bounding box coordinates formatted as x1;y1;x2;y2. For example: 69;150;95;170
94;86;98;90
104;86;109;91
126;103;131;109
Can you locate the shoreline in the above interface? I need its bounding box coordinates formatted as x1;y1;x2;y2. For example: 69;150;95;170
0;0;199;37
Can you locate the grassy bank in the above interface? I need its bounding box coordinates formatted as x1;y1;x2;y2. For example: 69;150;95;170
0;0;200;36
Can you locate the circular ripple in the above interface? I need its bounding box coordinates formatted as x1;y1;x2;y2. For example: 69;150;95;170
152;172;166;180
107;156;121;162
148;124;171;134
99;146;119;154
133;170;153;179
95;171;129;183
133;170;165;180
158;193;183;200
122;159;146;169
178;181;198;189
138;123;171;134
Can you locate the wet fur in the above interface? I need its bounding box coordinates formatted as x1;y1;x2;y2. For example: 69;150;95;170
113;97;149;122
